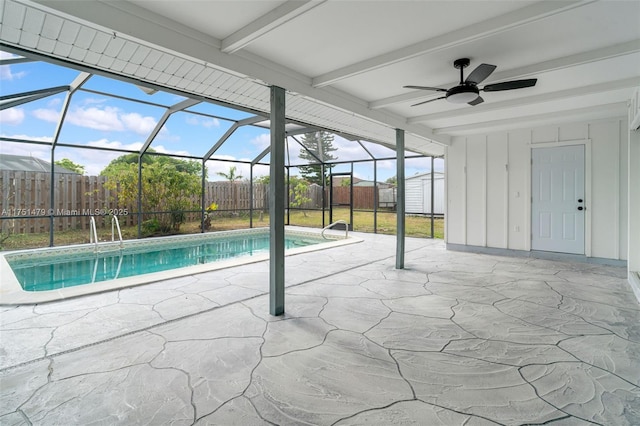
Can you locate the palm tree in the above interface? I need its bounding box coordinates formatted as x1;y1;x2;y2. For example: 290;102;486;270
216;166;243;182
216;166;243;213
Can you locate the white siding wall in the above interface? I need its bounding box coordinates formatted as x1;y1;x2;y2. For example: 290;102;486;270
405;174;445;215
629;129;640;271
446;118;629;261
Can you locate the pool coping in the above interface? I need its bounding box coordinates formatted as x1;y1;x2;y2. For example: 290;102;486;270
0;227;362;305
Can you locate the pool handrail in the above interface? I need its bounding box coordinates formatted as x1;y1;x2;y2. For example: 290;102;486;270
111;215;123;249
89;216;99;252
321;220;349;239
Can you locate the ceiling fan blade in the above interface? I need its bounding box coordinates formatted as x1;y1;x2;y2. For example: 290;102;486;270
465;63;496;85
483;79;537;92
468;96;484;106
411;96;446;107
404;85;447;92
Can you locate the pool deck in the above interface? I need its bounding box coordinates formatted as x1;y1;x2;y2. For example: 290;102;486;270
1;231;639;425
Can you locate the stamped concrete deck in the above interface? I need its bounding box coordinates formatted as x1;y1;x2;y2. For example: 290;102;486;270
1;232;639;425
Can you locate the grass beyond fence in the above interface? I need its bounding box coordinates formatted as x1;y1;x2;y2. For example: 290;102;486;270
0;208;444;251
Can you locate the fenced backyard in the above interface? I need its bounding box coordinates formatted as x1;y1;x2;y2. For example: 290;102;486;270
0;171;442;250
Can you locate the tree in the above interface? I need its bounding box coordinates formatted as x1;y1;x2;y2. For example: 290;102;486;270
288;176;312;216
216;165;244;213
385;175;397;186
55;158;85;174
254;175;312;215
216;165;243;182
101;153;202;234
298;131;337;186
101;149;204;178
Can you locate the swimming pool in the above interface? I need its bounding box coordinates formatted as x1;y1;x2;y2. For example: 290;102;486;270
0;227;359;305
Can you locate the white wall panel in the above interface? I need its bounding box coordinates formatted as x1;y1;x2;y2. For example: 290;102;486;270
619;121;629;261
532;127;557;144
486;133;508;248
508;129;531;250
559;123;587;141
446;118;629;261
628;130;640;271
466;136;486;247
589;121;621;259
446;139;467;244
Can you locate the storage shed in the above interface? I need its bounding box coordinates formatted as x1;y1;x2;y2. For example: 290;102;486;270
405;172;445;215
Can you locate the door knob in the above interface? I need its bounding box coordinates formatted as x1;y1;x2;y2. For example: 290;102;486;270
577;199;583;203
577;206;584;211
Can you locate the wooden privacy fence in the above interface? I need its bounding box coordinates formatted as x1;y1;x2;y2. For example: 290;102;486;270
1;171;396;235
0;171;135;234
329;186;378;210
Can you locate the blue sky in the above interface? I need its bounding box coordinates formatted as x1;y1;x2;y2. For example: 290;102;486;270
0;50;440;181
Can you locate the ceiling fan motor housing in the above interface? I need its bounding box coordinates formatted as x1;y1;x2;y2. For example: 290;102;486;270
446;84;479;104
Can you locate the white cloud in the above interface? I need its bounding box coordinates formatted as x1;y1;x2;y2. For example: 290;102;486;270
66;106;124;131
185;115;220;128
0;140;50;159
251;133;270;150
0;133;52;143
202;117;220;128
0;52;26;81
32;105;159;136
86;138;143;151
121;112;157;135
0;108;25;125
82;97;108;106
32;108;61;122
47;98;62;108
150;144;190;157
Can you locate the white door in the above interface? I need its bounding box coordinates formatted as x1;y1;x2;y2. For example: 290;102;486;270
531;145;585;254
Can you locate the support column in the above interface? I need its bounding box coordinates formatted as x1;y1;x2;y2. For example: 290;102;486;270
49;147;55;247
396;129;405;269
201;160;206;233
430;156;435;238
270;86;286;316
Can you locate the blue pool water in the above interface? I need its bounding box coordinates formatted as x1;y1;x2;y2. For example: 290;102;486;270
8;231;326;292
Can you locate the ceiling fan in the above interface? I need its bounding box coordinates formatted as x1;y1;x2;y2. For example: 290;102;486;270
404;58;537;107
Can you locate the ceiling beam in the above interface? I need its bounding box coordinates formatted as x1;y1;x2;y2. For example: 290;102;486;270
312;0;596;88
433;102;629;135
370;40;640;109
221;0;326;54
407;77;640;124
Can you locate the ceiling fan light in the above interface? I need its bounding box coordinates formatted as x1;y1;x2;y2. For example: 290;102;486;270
447;91;478;104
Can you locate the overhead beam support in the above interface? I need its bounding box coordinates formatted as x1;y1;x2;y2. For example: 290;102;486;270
0;86;69;110
408;76;640;124
252;145;271;165
0;56;34;65
203;114;265;160
140;98;200;154
270;86;286;316
221;0;326;54
370;40;640;109
312;0;596;88
395;129;405;270
51;73;92;149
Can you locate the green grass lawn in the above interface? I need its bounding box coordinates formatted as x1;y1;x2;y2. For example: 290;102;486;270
0;208;444;251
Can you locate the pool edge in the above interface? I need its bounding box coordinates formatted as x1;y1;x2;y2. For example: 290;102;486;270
0;227;362;305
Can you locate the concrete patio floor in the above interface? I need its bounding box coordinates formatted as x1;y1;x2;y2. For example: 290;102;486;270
1;232;639;425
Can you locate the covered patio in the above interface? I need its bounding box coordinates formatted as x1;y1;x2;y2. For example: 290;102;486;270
1;232;638;424
1;1;639;424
